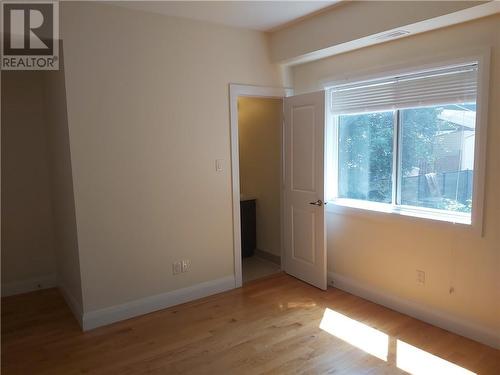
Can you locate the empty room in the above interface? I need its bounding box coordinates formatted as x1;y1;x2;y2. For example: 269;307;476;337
1;1;499;374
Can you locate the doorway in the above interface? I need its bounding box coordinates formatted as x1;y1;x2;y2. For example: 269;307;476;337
238;96;283;283
229;84;290;287
230;85;328;290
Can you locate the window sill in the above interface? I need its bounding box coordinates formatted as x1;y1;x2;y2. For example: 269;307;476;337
326;198;471;226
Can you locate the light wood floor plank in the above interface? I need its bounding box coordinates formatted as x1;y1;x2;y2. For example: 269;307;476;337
2;273;499;374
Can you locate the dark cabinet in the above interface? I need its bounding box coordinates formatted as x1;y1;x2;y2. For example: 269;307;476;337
240;199;256;258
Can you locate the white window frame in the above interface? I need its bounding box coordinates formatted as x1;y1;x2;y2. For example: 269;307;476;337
323;49;490;235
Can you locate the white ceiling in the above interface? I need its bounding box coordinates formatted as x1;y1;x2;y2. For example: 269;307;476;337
109;1;339;31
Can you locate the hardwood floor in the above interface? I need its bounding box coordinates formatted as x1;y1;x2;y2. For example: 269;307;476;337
2;273;499;374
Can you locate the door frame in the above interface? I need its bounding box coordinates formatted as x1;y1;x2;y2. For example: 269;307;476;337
229;84;293;288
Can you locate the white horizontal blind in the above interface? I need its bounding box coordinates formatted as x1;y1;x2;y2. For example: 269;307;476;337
331;63;478;115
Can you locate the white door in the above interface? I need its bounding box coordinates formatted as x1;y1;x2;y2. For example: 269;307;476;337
283;91;327;290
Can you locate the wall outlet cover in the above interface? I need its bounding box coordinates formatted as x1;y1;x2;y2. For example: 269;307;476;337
416;270;425;285
173;261;182;275
181;259;191;273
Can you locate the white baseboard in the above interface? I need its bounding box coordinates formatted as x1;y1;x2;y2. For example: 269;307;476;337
1;274;57;297
59;283;84;328
82;275;235;331
328;272;499;350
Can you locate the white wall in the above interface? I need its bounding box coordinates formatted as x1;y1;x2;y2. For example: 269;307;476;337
292;15;500;336
238;97;282;257
1;71;58;295
59;2;282;313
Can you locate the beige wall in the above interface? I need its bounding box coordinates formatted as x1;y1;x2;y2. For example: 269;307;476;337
44;48;84;312
292;15;500;332
60;2;282;312
1;61;82;308
269;1;482;63
238;98;282;257
1;71;57;289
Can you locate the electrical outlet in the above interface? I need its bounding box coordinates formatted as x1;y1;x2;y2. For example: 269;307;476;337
173;260;191;275
181;259;191;273
172;261;182;275
416;270;425;285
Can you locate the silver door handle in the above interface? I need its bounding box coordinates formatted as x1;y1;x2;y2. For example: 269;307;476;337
309;199;324;206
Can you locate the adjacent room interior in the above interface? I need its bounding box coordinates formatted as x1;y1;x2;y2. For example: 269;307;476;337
1;1;499;374
238;96;282;283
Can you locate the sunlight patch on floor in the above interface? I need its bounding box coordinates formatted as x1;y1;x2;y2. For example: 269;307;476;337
396;340;476;375
319;308;389;361
319;308;477;374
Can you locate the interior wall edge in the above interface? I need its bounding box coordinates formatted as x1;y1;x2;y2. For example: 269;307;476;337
59;282;84;328
42;39;87;315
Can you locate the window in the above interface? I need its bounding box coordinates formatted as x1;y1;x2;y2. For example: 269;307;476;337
328;63;479;224
338;111;394;204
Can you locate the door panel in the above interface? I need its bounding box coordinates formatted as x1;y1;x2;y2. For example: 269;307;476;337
291;207;315;264
284;91;327;290
291;105;316;192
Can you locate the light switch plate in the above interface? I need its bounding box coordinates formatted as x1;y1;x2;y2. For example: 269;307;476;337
416;270;425;285
215;159;223;172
